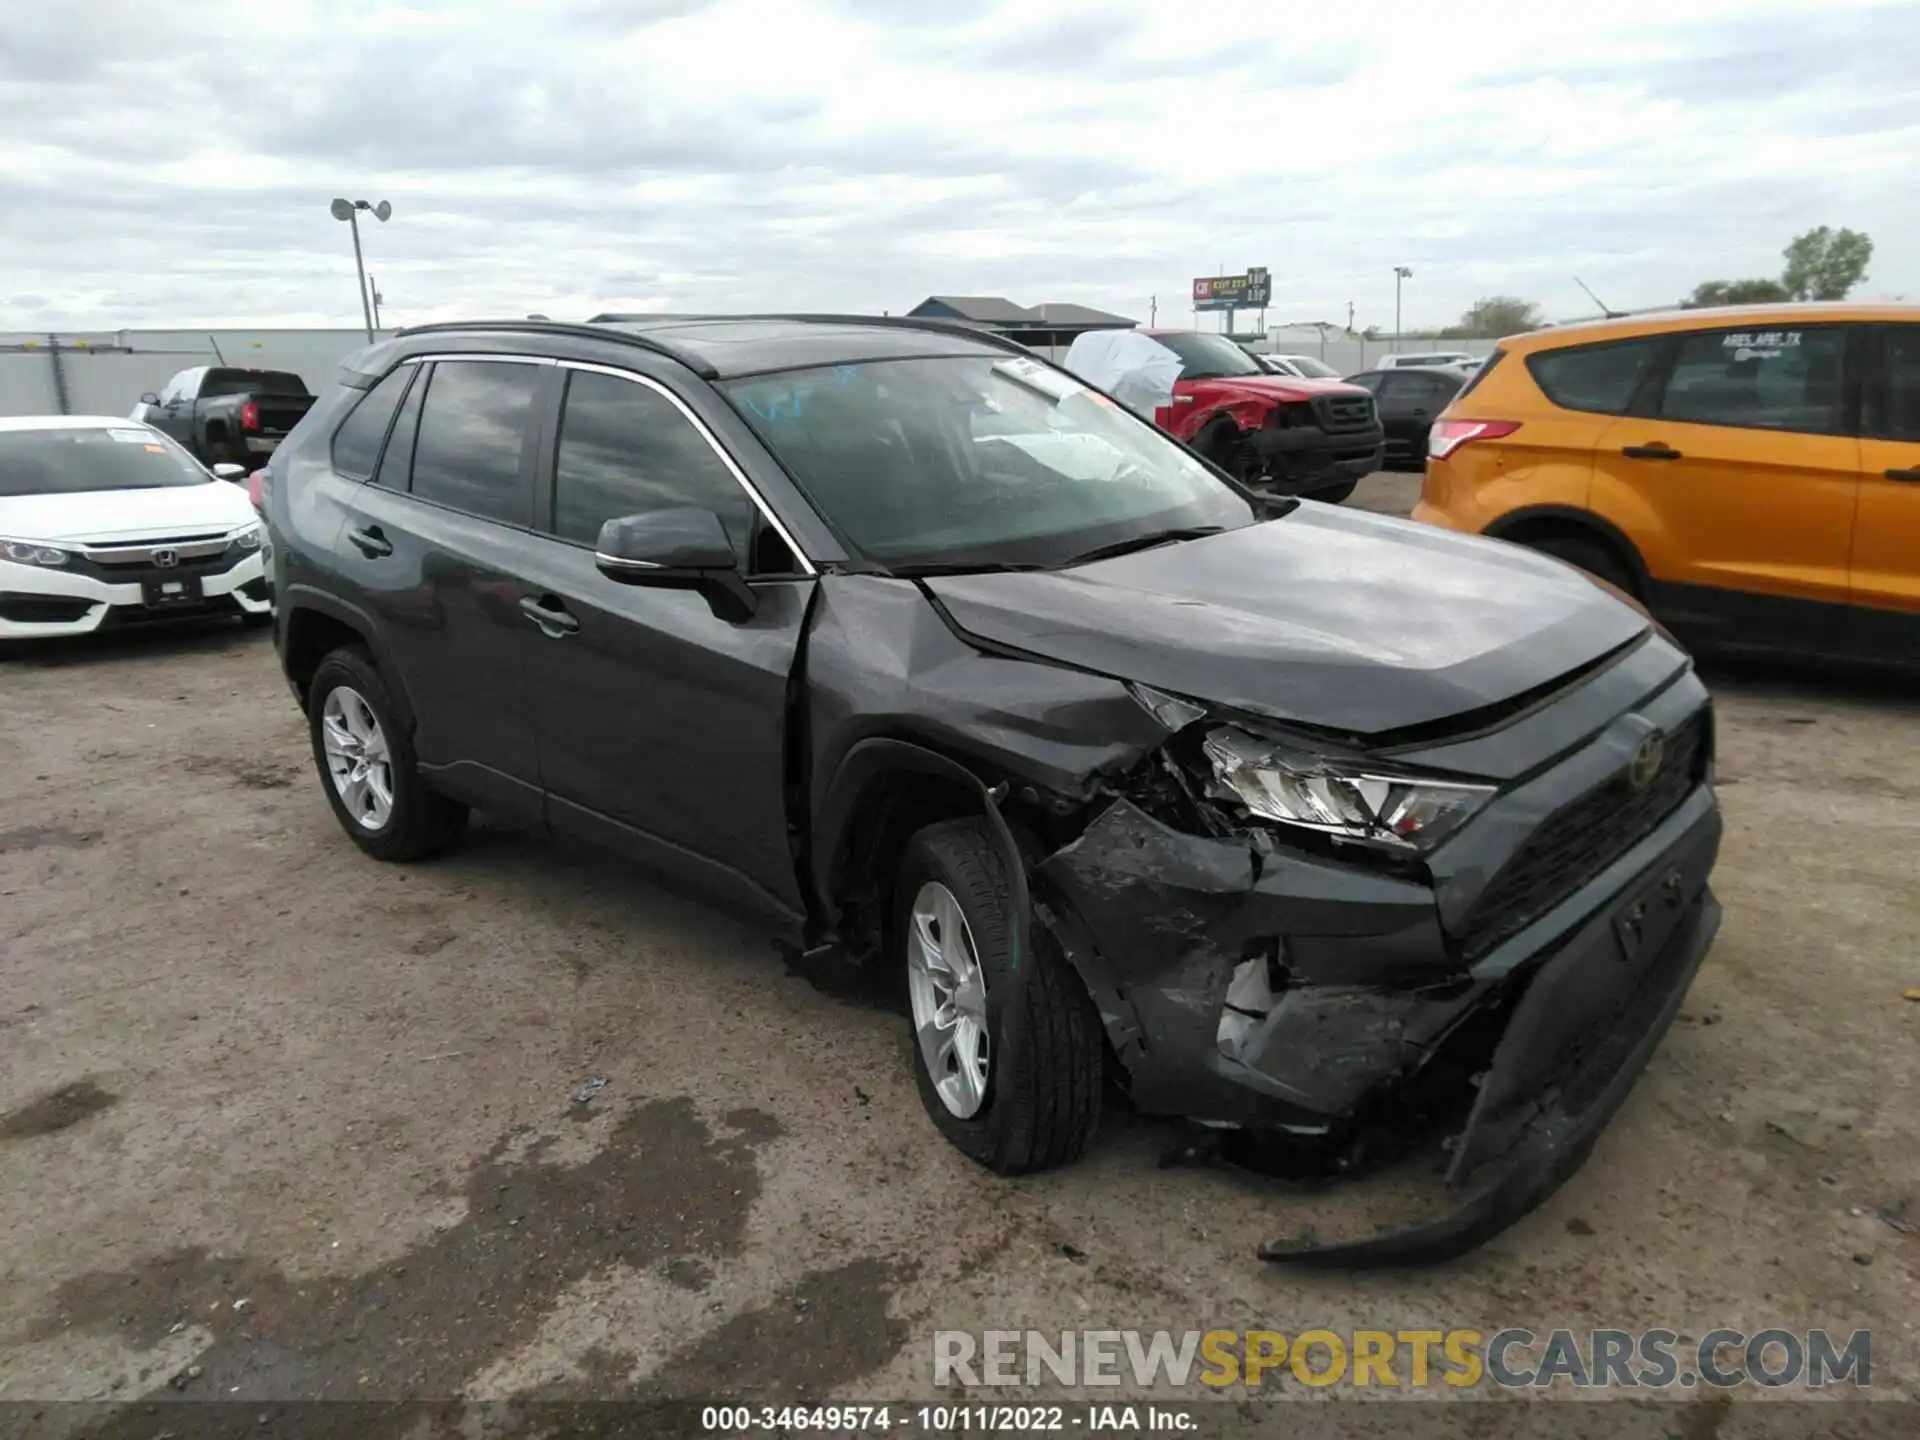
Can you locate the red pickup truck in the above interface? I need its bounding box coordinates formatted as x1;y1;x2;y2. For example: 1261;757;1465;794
1143;330;1384;503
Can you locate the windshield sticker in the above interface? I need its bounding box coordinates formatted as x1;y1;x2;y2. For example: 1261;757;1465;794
992;357;1083;404
107;428;152;443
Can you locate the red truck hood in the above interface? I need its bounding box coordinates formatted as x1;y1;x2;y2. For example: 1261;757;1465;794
1176;375;1366;402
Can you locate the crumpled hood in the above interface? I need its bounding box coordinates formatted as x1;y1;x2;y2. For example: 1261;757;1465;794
0;481;254;544
924;505;1649;738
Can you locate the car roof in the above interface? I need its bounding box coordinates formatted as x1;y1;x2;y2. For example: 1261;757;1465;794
1363;364;1468;377
0;414;153;433
1500;301;1920;354
396;314;1025;380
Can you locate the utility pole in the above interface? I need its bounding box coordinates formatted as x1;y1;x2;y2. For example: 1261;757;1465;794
1346;300;1355;332
1393;265;1412;346
368;273;384;331
1149;294;1157;325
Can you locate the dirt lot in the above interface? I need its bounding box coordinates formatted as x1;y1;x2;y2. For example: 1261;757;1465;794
3;472;1918;1422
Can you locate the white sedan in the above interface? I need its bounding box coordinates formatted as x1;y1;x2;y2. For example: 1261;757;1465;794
0;415;271;641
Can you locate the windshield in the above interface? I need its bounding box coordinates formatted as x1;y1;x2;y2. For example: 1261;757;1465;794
1149;332;1267;380
0;426;213;497
724;355;1256;570
1287;356;1341;378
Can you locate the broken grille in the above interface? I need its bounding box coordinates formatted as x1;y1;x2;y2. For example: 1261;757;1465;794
1457;712;1707;959
1315;394;1376;433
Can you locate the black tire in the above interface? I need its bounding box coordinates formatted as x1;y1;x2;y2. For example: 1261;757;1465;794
1306;477;1359;505
1530;535;1640;601
1199;418;1251;480
306;645;467;862
896;818;1102;1174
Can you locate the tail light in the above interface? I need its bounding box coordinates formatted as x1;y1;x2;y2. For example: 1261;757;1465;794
240;401;260;431
247;471;263;508
1428;419;1520;460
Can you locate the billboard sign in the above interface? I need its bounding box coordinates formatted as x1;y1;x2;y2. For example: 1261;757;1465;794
1192;267;1270;312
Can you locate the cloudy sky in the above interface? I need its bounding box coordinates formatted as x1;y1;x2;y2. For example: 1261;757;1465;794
3;0;1915;333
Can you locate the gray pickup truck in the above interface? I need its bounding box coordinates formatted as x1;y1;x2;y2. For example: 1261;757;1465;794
131;366;316;473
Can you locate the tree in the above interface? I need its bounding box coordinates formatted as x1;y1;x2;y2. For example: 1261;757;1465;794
1446;296;1544;339
1781;226;1873;301
1685;278;1791;308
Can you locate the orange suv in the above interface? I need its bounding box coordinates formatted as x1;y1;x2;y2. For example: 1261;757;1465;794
1413;304;1920;665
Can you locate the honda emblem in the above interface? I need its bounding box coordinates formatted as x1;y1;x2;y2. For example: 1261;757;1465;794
152;548;179;568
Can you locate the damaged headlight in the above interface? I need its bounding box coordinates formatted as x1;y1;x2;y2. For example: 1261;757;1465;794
1202;727;1493;853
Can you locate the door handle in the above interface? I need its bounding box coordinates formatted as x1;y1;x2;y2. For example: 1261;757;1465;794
1622;443;1682;460
518;595;579;637
346;524;392;558
1885;467;1920;483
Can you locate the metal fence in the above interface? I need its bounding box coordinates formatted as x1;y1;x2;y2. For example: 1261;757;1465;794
1250;327;1501;375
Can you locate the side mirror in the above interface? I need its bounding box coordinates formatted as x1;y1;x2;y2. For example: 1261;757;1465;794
140;392;160;406
212;462;247;481
594;507;755;622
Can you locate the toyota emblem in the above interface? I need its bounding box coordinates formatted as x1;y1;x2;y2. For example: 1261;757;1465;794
1626;731;1666;792
152;548;179;568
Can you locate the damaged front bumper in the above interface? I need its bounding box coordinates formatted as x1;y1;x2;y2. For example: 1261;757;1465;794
1037;739;1722;1264
1242;423;1385;494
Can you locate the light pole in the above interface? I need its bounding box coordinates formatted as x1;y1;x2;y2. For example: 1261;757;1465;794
330;198;392;341
1393;265;1412;346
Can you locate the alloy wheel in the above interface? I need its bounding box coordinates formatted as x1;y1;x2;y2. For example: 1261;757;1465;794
906;880;992;1118
320;685;394;831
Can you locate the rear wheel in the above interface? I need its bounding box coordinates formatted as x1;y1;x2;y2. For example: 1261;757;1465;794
897;818;1102;1174
307;646;467;862
1528;535;1640;600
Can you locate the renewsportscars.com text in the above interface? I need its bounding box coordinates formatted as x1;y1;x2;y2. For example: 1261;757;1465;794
933;1327;1872;1390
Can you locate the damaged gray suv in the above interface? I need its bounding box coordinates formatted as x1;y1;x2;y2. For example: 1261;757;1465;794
264;315;1721;1264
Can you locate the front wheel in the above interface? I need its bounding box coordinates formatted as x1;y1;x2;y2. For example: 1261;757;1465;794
897;818;1102;1174
1530;535;1640;602
307;646;468;862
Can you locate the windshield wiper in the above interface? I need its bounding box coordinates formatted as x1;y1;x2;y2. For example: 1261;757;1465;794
1058;526;1226;568
888;561;1051;578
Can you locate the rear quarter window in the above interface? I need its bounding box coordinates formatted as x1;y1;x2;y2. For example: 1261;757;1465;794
1525;338;1659;414
1454;349;1504;399
328;365;415;480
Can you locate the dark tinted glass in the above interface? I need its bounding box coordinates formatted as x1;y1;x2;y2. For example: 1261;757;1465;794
1455;348;1504;399
0;426;212;497
1658;326;1846;433
1527;339;1658;414
202;369;309;398
1348;372;1383;392
375;365;426;489
552;371;757;556
1882;326;1920;441
329;365;414;480
408;362;540;524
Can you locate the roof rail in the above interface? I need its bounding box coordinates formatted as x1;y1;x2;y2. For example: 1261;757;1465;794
391;318;718;378
583;310;1041;358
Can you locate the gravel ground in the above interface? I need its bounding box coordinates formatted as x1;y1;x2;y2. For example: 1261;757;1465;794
3;473;1917;1423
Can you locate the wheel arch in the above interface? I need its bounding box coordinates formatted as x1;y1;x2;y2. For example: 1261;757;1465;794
280;589;416;731
1483;505;1652;598
812;737;1034;970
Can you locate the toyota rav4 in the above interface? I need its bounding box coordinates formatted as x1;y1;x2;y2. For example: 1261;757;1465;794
264;315;1722;1263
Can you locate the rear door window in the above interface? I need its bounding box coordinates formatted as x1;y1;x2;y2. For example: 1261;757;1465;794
1526;339;1659;414
374;363;427;488
406;361;542;525
1655;326;1848;434
329;365;414;480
